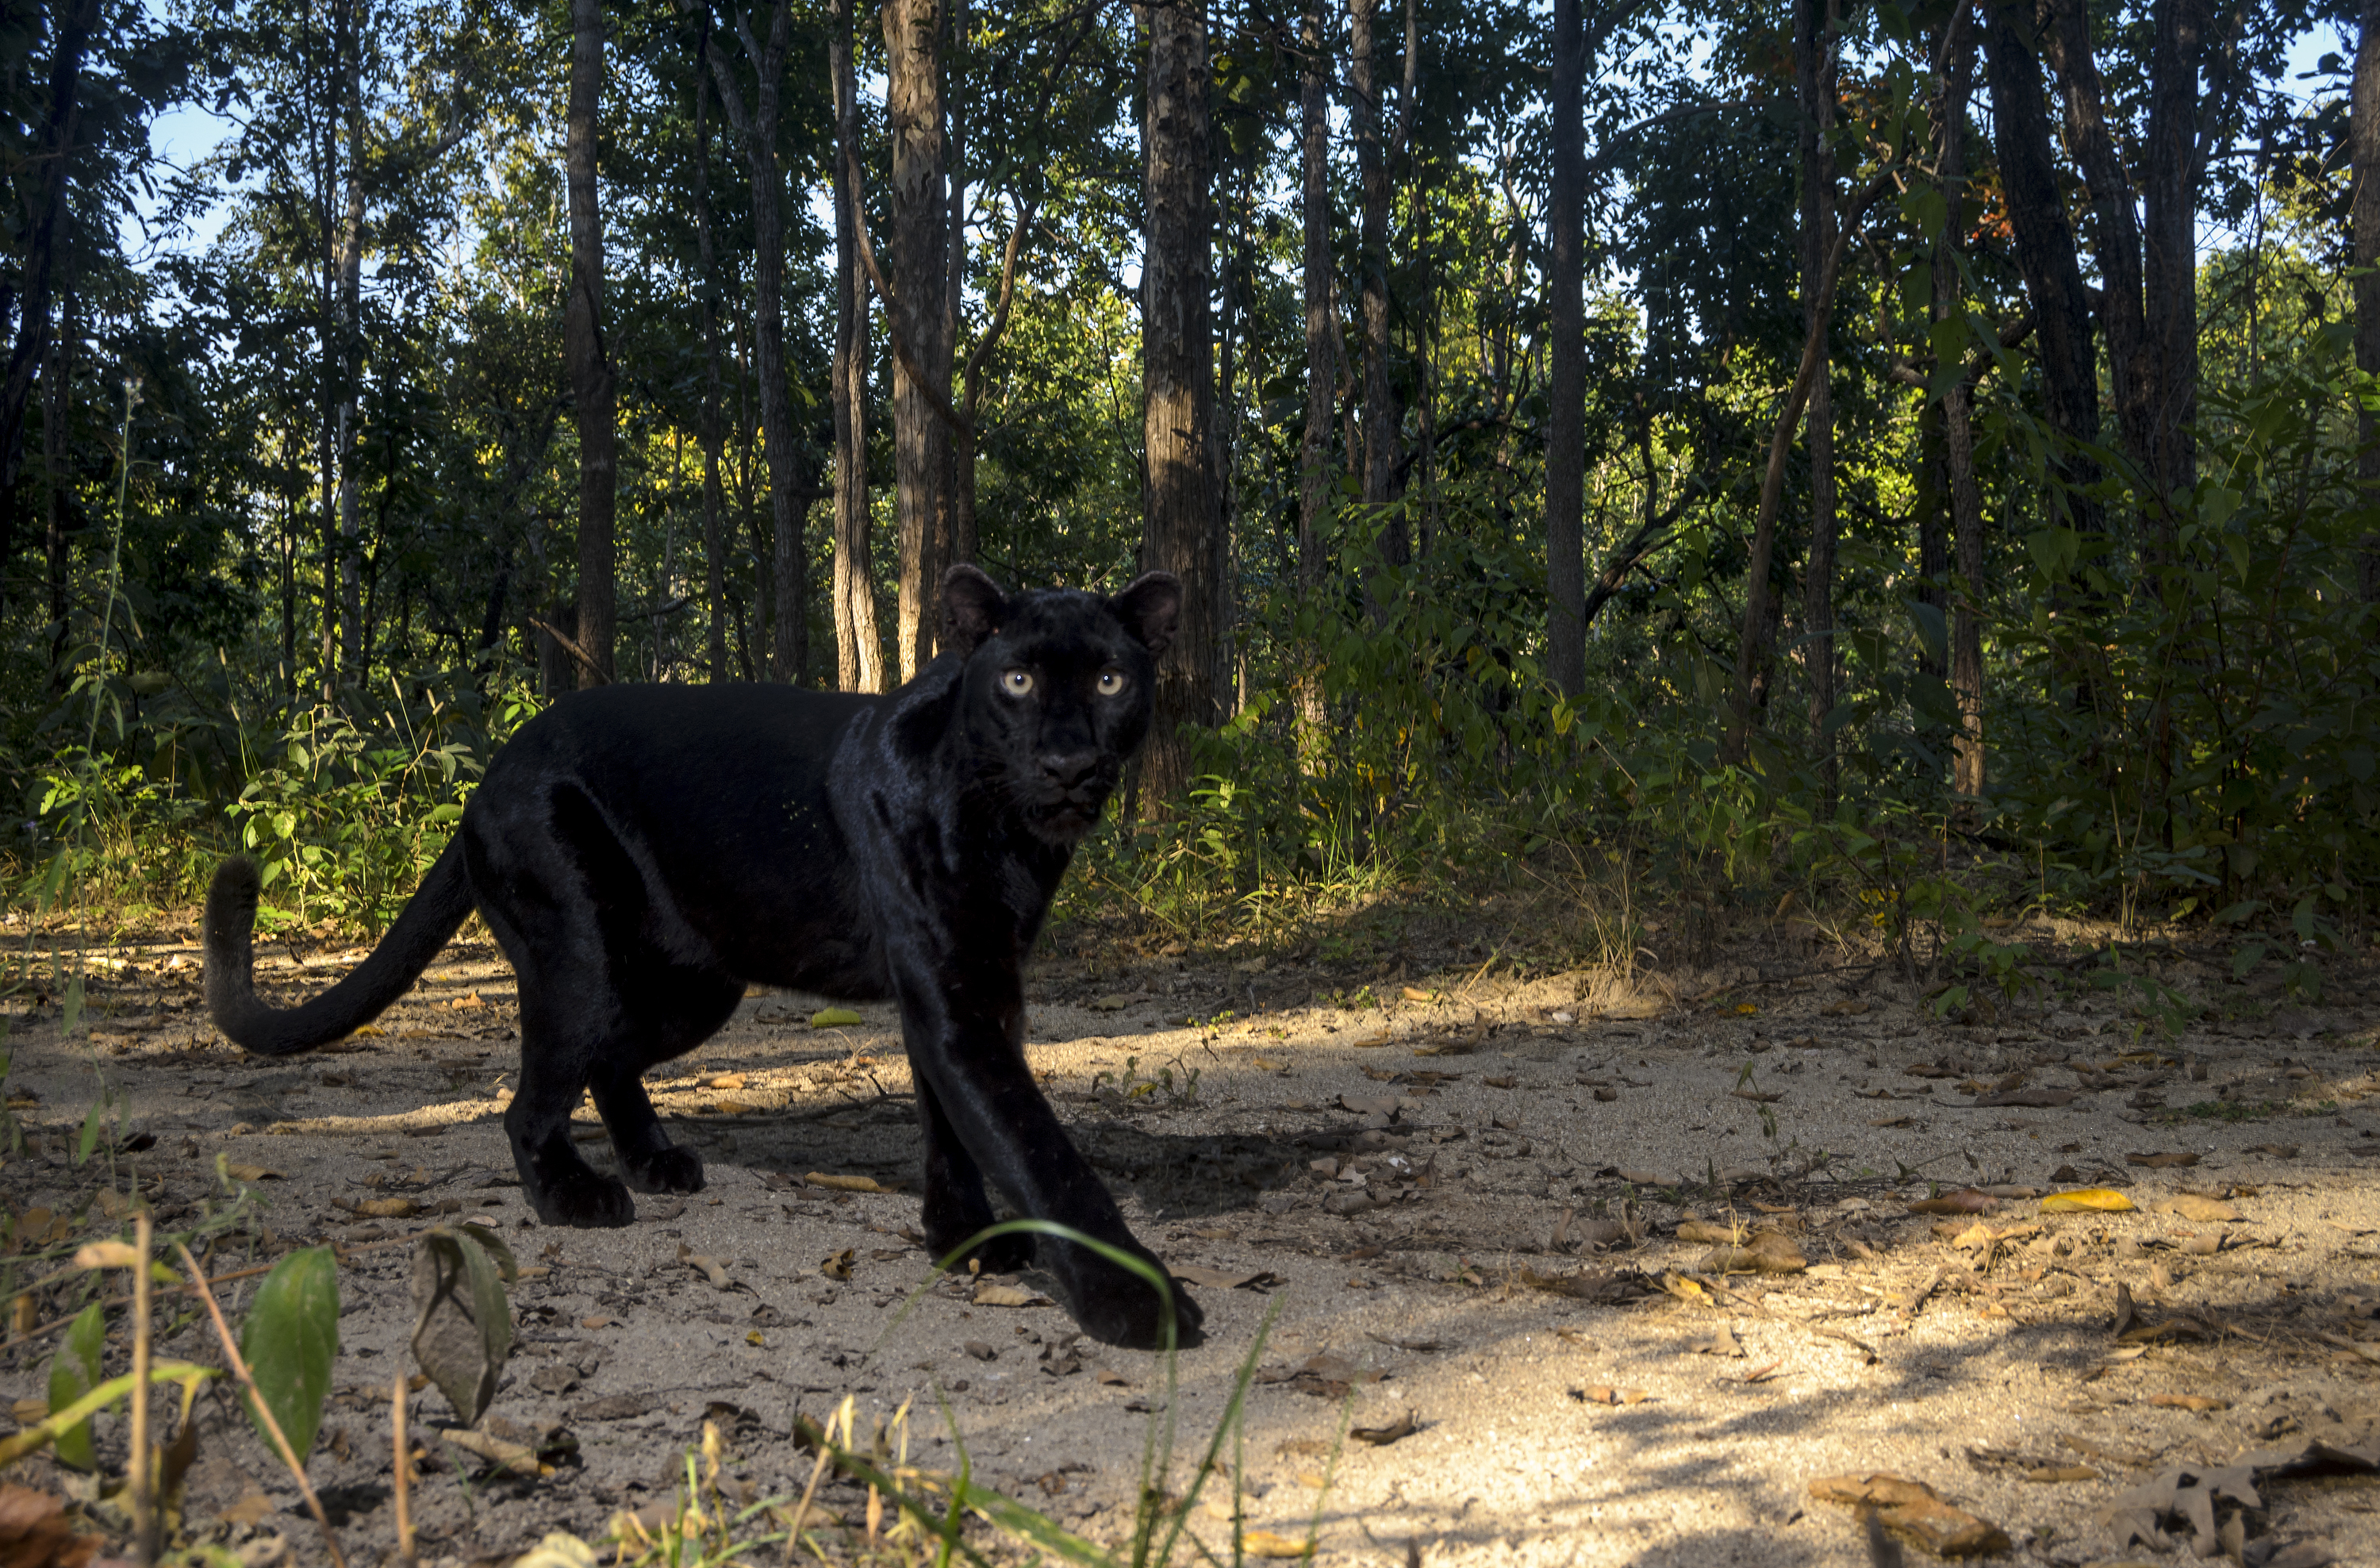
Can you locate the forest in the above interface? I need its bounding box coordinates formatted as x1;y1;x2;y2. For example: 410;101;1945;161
2;0;2374;980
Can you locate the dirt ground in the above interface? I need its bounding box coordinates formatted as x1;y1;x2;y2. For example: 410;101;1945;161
2;900;2378;1567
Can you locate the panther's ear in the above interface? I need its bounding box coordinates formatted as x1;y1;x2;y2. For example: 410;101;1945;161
941;565;1009;657
1107;572;1182;656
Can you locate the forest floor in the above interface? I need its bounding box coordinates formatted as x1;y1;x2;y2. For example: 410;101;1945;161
0;892;2377;1567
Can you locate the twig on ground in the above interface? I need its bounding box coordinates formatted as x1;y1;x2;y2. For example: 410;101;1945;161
129;1211;155;1566
173;1242;347;1568
393;1370;416;1568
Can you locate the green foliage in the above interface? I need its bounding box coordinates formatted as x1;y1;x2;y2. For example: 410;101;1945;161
43;1303;106;1471
409;1222;518;1426
238;1245;339;1462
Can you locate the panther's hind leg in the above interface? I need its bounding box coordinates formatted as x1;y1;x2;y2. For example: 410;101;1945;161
916;1076;1035;1273
501;985;636;1228
590;964;742;1195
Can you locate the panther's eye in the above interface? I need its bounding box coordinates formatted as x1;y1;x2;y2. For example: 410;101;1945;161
1001;669;1035;698
1096;670;1127;697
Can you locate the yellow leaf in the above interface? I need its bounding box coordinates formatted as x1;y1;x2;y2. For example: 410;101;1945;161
970;1282;1051;1308
746;1331;766;1347
1733;1002;1759;1016
348;1024;385;1038
2040;1189;2135;1213
1239;1531;1315;1559
809;1007;863;1028
73;1241;140;1270
223;1163;283;1183
353;1197;418;1220
805;1172;881;1193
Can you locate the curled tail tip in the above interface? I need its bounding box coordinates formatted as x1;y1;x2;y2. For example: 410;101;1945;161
206;857;261;936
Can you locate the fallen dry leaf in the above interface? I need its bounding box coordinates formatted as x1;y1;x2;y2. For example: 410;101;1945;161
0;1485;95;1568
443;1428;551;1477
352;1197;419;1220
1807;1474;2011;1557
815;1248;854;1282
221;1163;283;1182
2243;1143;2300;1158
1676;1219;1747;1244
1170;1266;1276;1291
2042;1189;2136;1213
2025;1465;2098;1483
578;1316;616;1330
1687;1325;1745;1358
1349;1410;1419;1446
2126;1151;2199;1168
450;993;485;1010
705;1073;748;1090
678;1243;735;1289
1571;1385;1651;1405
805;1172;883;1193
1821;997;1870;1017
1238;1530;1315;1559
2148;1394;2229;1412
970;1282;1052;1308
1702;1231;1806;1274
1909;1189;1999;1216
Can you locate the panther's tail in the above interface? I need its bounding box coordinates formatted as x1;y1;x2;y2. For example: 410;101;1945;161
205;836;477;1055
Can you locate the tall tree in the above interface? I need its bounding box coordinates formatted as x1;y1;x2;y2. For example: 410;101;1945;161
1979;0;2103;544
701;0;807;686
1931;13;1986;800
332;0;367;684
1797;0;1839;794
0;0;102;609
883;0;954;681
565;0;617;686
1350;0;1400;559
831;0;884;690
2358;0;2380;598
1296;0;1332;736
1545;0;1585;696
691;10;731;682
1137;0;1218;810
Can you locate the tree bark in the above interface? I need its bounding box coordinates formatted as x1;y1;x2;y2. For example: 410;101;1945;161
1979;0;2103;540
884;0;954;681
1137;0;1219;813
692;11;731;682
335;3;367;683
2140;0;2202;512
1350;0;1401;566
2040;0;2161;534
43;278;72;687
832;0;885;690
1933;13;1985;801
565;0;617;687
2359;0;2380;598
1797;0;1840;796
1545;0;1586;697
0;0;99;613
1296;0;1333;737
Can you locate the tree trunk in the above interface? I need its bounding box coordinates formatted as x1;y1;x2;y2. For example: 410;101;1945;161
885;0;954;680
335;6;367;683
565;0;617;687
1979;0;2103;541
1350;0;1401;567
1934;13;1985;801
0;0;99;610
832;0;885;690
1137;0;1218;813
1797;0;1839;796
692;13;730;682
1545;0;1585;697
2140;0;2202;513
2359;0;2380;599
1296;0;1332;735
43;279;72;687
2041;0;2159;536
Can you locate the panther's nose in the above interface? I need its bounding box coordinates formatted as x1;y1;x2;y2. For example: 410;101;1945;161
1040;750;1099;790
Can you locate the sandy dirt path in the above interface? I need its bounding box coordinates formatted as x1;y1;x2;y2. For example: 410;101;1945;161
0;913;2376;1566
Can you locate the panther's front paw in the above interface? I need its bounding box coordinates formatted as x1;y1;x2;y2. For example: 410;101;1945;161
531;1170;635;1228
1065;1252;1204;1351
622;1146;704;1195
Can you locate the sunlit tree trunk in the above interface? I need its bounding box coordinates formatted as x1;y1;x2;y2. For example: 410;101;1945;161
564;0;616;687
885;0;954;680
2356;0;2380;598
1545;0;1584;696
334;6;367;685
1798;0;1839;799
1136;0;1218;813
1350;0;1402;567
0;0;98;601
1296;0;1332;737
832;0;884;690
1932;14;1985;802
692;14;730;683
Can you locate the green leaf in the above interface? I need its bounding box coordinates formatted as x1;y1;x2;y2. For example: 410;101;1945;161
809;1007;864;1028
60;973;83;1039
75;1100;102;1167
240;1246;339;1462
410;1228;513;1424
45;1303;106;1470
